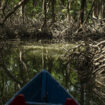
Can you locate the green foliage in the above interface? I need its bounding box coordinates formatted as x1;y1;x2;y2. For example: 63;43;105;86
1;0;104;26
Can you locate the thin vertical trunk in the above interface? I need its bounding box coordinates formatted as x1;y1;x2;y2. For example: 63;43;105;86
0;71;4;105
0;0;8;15
92;0;96;18
67;0;71;21
65;65;70;88
80;0;86;24
96;1;99;19
42;0;47;27
0;0;1;9
51;0;55;23
85;83;93;105
84;0;95;23
19;0;25;23
19;50;29;84
92;0;100;19
42;46;45;69
0;0;5;10
65;69;68;88
22;3;25;23
101;0;104;19
48;58;53;73
80;83;85;105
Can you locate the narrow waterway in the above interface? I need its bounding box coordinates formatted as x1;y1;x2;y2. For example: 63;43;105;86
0;40;79;104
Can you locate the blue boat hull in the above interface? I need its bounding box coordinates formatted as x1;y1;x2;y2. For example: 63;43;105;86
6;70;79;105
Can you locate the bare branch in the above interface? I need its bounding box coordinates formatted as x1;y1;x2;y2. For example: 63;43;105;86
2;0;29;24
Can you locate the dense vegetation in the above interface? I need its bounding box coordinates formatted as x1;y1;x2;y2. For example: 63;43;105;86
0;0;105;40
0;0;105;105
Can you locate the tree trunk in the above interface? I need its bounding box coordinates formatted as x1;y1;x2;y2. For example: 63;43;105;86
80;83;85;105
92;0;96;18
19;49;29;84
65;64;70;88
51;0;55;23
100;0;104;19
42;0;47;27
22;3;25;23
0;0;8;15
84;0;95;23
80;0;86;24
67;0;71;21
93;0;99;19
18;0;25;23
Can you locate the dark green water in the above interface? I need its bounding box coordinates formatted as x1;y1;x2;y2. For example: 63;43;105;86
0;40;79;105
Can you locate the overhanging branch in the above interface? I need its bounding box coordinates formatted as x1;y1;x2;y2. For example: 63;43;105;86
2;0;29;24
